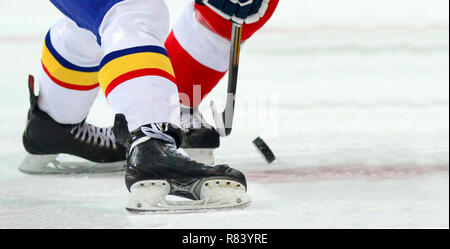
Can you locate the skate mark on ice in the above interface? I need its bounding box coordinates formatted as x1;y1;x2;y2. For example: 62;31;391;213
246;165;448;183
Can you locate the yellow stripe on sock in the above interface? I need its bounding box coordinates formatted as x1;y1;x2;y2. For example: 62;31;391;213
41;42;99;86
98;52;175;91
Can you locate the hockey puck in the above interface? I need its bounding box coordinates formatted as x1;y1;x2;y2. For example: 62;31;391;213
253;137;276;164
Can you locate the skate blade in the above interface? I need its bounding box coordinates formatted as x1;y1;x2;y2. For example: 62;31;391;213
125;179;251;214
19;154;126;175
126;201;251;214
182;148;215;165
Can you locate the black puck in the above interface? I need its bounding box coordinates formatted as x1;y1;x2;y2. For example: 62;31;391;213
253;137;276;164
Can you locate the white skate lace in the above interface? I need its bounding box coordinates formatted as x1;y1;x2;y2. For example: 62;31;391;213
141;125;176;145
70;122;117;149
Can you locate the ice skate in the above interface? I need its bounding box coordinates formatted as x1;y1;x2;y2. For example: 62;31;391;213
180;106;220;165
113;115;251;213
19;75;126;174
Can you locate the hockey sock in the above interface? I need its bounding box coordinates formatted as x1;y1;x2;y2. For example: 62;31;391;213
97;0;180;131
165;0;279;108
38;17;102;124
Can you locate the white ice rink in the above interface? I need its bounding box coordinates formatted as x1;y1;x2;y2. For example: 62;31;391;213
0;0;448;228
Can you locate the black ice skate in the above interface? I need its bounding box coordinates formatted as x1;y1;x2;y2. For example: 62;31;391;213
19;75;126;174
113;114;251;213
179;106;220;165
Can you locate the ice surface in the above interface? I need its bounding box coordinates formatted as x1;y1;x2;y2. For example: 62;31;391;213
0;0;448;228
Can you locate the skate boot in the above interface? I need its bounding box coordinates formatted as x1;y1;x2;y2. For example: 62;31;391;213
113;114;251;213
179;106;220;165
19;75;126;174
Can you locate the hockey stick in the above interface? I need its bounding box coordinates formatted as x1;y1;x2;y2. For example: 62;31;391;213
210;23;243;137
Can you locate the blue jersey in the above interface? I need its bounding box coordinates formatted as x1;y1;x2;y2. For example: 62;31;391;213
50;0;123;43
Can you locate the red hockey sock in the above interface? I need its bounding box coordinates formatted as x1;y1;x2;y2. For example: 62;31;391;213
165;0;279;108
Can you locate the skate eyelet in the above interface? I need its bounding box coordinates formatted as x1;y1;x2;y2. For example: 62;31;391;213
216;181;220;184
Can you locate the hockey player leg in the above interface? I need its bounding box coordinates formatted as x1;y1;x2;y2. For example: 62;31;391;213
20;18;126;174
165;1;279;163
95;0;250;213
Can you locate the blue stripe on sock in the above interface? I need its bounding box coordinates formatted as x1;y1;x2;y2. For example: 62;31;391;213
99;45;169;68
45;32;99;72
